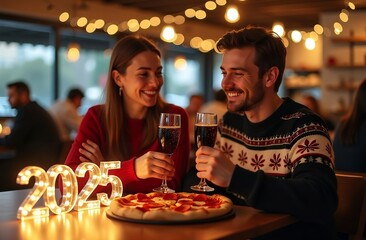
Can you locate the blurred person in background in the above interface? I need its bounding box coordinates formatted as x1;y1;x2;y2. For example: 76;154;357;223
302;94;335;138
333;78;366;172
199;89;227;122
63;35;190;195
50;88;84;142
0;81;60;190
50;88;84;162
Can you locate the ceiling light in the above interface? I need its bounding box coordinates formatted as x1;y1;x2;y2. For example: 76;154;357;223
291;30;302;43
161;25;176;42
225;6;239;23
174;56;187;70
304;38;315;50
314;24;323;35
272;22;285;37
66;43;80;62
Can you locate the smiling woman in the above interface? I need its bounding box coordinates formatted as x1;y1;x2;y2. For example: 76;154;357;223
62;35;190;196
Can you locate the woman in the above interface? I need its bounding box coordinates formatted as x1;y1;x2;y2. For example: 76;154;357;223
333;78;366;172
63;35;190;195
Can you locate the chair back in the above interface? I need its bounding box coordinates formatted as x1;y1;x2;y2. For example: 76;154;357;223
335;173;366;240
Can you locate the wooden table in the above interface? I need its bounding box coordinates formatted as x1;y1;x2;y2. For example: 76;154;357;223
0;189;297;240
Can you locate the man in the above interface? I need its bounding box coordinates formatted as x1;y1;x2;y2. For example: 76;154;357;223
0;81;60;190
186;26;337;239
50;88;84;142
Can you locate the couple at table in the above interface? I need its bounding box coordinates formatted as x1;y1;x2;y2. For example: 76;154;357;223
63;27;337;239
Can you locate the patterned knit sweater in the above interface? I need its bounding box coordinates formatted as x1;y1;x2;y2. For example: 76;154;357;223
218;97;338;239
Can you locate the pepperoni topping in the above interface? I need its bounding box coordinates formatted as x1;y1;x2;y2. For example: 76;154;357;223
193;194;208;202
117;198;136;206
136;202;165;212
174;204;191;213
137;193;153;202
163;193;178;200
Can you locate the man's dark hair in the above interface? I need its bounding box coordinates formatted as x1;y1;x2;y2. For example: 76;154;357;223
67;88;84;100
216;26;286;92
7;81;30;95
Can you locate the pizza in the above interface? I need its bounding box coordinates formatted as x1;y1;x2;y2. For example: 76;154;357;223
109;192;233;222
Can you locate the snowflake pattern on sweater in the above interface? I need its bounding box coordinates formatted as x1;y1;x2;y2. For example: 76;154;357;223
218;98;334;178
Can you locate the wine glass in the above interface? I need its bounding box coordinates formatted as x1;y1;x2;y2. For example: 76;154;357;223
153;113;181;193
191;112;218;192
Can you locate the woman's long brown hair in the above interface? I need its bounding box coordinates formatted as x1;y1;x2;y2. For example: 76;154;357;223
339;78;366;145
103;35;168;160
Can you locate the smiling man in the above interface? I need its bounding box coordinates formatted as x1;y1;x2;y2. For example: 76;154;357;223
186;26;338;239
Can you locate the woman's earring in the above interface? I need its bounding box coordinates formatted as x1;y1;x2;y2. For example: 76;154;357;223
119;87;123;96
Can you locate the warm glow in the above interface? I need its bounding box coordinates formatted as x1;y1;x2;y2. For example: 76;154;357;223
106;24;118;35
59;12;69;22
291;30;302;43
127;19;140;32
216;0;227;6
94;19;105;29
174;15;185;25
339;12;349;22
225;6;239;23
163;15;175;24
314;24;324;35
205;1;217;10
309;31;319;41
160;25;176;42
173;33;185;45
77;17;88;27
66;43;80;62
190;37;203;49
200;39;214;52
282;37;289;48
305;38;316;50
174;56;187;70
272;22;285;37
17;166;49;219
86;23;96;33
333;22;343;34
150;17;161;27
140;19;151;29
185;8;196;18
348;1;356;10
195;10;207;20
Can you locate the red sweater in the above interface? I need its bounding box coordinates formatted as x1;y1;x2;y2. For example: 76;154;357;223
63;104;190;195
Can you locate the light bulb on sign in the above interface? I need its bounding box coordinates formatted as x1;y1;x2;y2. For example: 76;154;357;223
74;162;101;211
16;166;49;220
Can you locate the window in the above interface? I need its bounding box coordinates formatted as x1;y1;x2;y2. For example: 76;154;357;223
0;19;54;116
162;48;205;108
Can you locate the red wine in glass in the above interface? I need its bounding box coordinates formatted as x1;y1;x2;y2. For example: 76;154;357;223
153;113;181;193
191;113;218;192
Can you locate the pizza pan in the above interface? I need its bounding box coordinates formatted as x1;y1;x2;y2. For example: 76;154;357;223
106;209;235;225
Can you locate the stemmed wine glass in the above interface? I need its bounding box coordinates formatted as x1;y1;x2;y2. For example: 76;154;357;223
153;113;181;193
191;112;218;192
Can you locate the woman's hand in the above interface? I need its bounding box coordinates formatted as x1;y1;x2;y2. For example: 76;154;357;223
135;151;175;180
79;139;104;164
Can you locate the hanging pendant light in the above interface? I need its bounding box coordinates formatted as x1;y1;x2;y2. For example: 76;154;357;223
66;42;80;62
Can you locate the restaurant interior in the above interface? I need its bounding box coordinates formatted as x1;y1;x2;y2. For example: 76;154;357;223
1;0;366;239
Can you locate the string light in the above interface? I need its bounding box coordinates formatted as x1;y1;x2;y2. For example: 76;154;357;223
55;1;357;51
